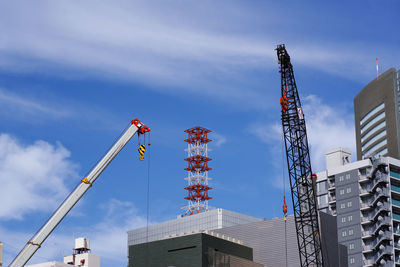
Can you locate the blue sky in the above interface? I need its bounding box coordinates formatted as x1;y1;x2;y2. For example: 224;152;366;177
0;1;399;266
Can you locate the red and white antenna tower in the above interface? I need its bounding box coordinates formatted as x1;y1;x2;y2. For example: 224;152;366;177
183;127;212;216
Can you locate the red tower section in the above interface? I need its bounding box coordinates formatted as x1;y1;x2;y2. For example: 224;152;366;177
183;127;212;216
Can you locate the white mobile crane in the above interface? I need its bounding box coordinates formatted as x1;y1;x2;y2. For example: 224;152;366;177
9;118;151;267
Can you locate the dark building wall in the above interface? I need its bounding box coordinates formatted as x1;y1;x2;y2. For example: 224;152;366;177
354;68;400;160
319;211;348;267
128;233;253;267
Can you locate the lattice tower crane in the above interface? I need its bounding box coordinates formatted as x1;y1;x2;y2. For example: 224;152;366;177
277;44;324;267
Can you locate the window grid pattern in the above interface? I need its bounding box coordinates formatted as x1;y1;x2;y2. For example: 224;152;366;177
127;209;261;246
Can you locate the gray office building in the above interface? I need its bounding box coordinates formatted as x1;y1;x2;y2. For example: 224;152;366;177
128;208;346;266
354;68;400;160
316;148;400;266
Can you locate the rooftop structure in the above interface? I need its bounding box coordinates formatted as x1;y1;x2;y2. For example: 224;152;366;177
127;208;261;246
128;232;263;267
26;238;100;267
354;68;400;160
183;126;212;215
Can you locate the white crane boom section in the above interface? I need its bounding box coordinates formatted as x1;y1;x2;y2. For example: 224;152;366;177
10;120;148;267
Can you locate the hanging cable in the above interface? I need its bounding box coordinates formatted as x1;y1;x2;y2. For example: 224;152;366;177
282;131;288;267
145;132;151;266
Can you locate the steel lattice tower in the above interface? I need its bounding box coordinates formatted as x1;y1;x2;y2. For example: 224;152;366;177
183;127;212;216
277;44;324;267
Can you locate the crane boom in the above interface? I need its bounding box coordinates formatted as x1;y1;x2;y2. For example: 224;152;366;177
277;44;324;267
10;118;150;267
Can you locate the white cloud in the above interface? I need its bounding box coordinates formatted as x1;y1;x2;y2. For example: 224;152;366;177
0;134;77;220
303;95;356;171
250;94;356;187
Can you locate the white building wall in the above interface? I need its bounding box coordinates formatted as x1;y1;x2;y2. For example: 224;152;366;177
127;208;261;246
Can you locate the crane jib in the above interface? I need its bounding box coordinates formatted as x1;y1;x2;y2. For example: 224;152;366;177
276;44;324;267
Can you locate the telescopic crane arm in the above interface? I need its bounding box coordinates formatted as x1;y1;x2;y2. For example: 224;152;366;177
9;118;150;267
277;44;324;267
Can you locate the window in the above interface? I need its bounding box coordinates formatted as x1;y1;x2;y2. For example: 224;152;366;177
345;174;350;180
347;201;352;208
363;139;387;158
341;217;346;223
360;102;385;126
341;203;346;209
348;215;353;222
349;243;355;250
349;257;355;264
362;130;387;151
361;111;385;134
339;176;344;182
342;230;347;237
346;187;351;193
349;229;354;236
361;120;386;142
340;189;345;195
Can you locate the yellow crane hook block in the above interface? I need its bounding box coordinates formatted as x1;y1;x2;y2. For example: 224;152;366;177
138;144;146;160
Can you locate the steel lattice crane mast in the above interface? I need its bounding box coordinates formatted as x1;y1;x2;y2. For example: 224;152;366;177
277;44;324;267
9;118;150;267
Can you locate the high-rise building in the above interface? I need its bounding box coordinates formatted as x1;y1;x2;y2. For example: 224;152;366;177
316;149;400;267
354;68;400;160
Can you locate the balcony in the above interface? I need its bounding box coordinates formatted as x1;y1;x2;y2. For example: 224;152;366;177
362;217;391;239
363;232;392;252
375;246;393;265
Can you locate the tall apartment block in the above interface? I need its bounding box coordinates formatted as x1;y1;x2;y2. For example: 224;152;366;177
354;68;400;160
316;148;400;266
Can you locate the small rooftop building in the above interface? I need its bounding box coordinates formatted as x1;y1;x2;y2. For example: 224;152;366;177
26;238;100;267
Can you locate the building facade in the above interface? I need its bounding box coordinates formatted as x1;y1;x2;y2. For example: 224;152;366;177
128;232;263;267
127;208;261;247
316;152;400;266
354;68;400;160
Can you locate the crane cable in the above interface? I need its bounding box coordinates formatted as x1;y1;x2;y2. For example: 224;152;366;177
145;132;151;266
282;131;288;267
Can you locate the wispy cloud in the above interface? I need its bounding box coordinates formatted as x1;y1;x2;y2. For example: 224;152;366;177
1;1;396;109
211;132;227;147
0;88;72;119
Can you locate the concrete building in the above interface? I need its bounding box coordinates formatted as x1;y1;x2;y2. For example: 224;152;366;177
127;208;262;246
128;231;263;267
354;68;400;160
26;238;100;267
316;148;400;266
128;208;346;267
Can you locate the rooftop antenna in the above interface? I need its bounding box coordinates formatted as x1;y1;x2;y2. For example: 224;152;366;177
376;58;379;77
